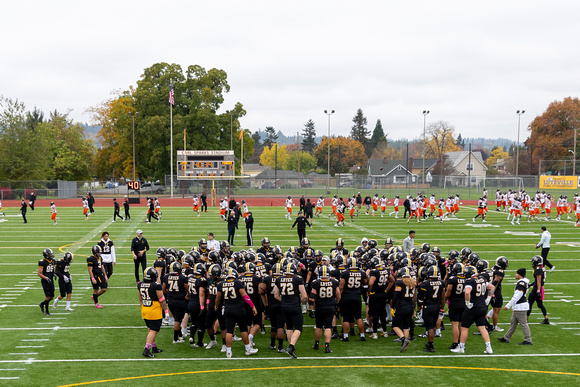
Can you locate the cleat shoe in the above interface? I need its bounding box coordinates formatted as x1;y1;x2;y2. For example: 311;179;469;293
142;348;155;358
325;347;333;353
340;336;349;342
549;266;555;273
392;337;404;343
191;343;207;348
400;339;411;352
418;333;428;338
45;310;51;316
261;326;266;334
65;307;74;311
232;335;242;341
269;345;276;350
220;345;227;353
331;332;339;339
278;348;286;353
152;347;163;353
173;338;185;344
245;348;259;356
286;347;297;359
424;347;435;353
312;343;319;350
39;302;45;314
450;346;464;353
95;304;103;309
484;347;493;354
206;340;218;349
360;336;366;342
493;326;504;332
435;333;442;338
497;337;509;343
518;341;533;345
540;319;550;325
371;334;378;339
448;342;458;349
226;352;232;358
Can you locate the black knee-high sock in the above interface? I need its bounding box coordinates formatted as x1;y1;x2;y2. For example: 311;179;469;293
278;338;284;348
174;330;180;341
93;294;99;304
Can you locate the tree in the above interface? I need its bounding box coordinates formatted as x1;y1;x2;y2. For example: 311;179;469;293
262;126;278;149
301;119;317;154
370;142;402;160
525;97;580;175
286;151;317;173
89;62;251;180
350;109;370;154
259;143;289;170
313;136;367;175
424;121;461;159
486;146;510;168
368;119;388;157
455;133;465;150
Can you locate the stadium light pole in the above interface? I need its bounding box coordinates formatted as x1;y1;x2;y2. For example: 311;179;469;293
422;110;430;189
324;109;335;194
573;128;577;176
516;110;525;179
226;110;234;150
128;111;138;182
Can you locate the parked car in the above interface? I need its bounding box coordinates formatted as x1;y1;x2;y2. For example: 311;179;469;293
260;182;276;189
138;182;166;194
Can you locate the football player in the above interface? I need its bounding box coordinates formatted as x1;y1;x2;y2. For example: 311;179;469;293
215;268;259;357
472;197;487;223
417;266;444;352
285;196;293;220
380;195;388;218
389;195;400;218
391;267;416;352
186;263;208;347
260;263;286;352
138;267;168;358
274;263;308;359
527;255;549;324
82;197;90;220
163;262;189;344
53;252;74;311
50;201;58;225
338;257;368;342
371;193;379;216
38;248;56;316
450;266;495;354
204;264;223;350
192;194;200;217
367;257;394;338
315;196;324;218
98;231;116;279
239;262;263;347
309;266;340;353
87;245;107;309
488;257;508;332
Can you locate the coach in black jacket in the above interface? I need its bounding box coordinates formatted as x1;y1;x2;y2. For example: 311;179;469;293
291;212;312;244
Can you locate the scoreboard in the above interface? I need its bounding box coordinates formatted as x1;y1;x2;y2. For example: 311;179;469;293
177;150;235;179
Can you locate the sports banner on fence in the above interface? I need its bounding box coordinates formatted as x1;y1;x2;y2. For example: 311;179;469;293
539;175;578;190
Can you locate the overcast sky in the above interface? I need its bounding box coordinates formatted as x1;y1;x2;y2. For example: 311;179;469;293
2;1;579;142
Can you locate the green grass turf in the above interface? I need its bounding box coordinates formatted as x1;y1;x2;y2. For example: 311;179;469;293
0;205;579;386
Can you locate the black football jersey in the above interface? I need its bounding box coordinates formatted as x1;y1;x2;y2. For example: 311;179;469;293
264;275;281;307
369;268;390;293
393;279;415;308
418;279;444;307
153;258;166;279
275;275;304;308
38;259;55;279
163;273;188;301
97;240;114;255
207;279;220;308
311;278;339;312
86;255;103;275
239;274;262;304
217;279;246;311
465;277;488;308
54;259;70;281
531;267;545;289
446;276;466;307
492;267;504;292
187;276;208;306
340;269;367;300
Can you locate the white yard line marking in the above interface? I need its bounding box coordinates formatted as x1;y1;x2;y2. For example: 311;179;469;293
1;353;580;364
21;339;50;342
27;333;54;336
8;353;38;355
0;377;20;380
0;369;26;371
14;346;44;349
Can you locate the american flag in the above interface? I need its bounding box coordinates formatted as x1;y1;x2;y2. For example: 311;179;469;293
169;84;175;106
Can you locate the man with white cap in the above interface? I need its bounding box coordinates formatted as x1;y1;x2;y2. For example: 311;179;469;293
498;268;533;345
131;230;150;283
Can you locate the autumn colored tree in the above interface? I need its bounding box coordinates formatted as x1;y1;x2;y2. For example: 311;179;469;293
525;97;580;175
314;136;367;175
424;121;461;159
370;142;402;160
260;143;289;170
486;146;510;168
286;151;317;173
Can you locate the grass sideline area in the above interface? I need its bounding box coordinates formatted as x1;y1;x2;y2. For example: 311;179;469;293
0;204;579;386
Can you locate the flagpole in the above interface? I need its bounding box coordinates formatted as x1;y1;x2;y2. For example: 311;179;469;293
241;130;244;177
170;80;174;198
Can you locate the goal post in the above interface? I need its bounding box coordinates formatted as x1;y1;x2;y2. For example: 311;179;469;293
443;176;524;191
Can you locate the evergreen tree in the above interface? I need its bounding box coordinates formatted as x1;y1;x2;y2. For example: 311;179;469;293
263;126;278;149
301;119;317;153
368;119;387;157
350;108;370;154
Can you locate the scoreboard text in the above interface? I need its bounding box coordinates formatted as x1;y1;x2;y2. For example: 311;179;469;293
177;150;235;179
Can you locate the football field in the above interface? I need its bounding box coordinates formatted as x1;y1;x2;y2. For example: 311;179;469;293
1;204;579;386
